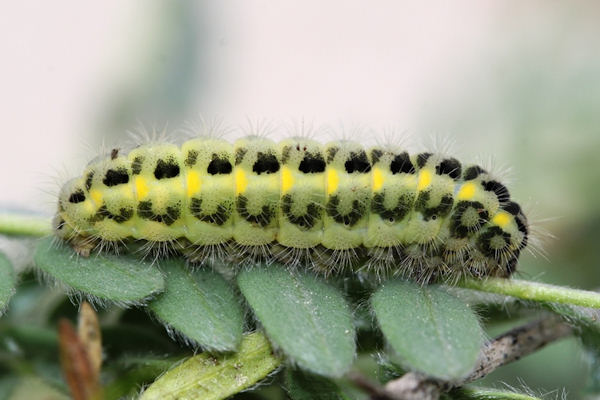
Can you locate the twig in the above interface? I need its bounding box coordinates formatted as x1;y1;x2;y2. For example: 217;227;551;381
465;315;572;383
0;213;52;237
352;315;572;400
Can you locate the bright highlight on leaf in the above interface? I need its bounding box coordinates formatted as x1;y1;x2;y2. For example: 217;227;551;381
237;264;356;377
372;279;483;380
34;237;164;304
148;259;243;351
140;332;281;400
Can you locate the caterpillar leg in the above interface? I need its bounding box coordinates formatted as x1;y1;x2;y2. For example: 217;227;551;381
69;235;98;257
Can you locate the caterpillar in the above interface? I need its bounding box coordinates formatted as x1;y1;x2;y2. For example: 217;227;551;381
53;133;529;283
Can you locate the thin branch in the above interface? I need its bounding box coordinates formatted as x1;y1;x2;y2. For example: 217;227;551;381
353;315;573;400
458;277;600;309
0;213;52;237
465;315;572;383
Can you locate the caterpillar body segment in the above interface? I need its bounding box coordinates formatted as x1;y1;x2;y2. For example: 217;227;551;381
183;138;235;245
278;138;326;249
54;135;529;281
232;137;280;247
323;141;371;250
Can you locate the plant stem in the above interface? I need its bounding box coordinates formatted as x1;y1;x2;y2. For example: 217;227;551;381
458;277;600;309
0;213;52;237
353;315;572;400
464;316;572;383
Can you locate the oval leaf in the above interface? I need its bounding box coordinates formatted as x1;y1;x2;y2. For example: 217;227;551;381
372;280;483;380
0;252;16;314
140;332;281;400
237;264;355;377
34;237;164;304
148;259;243;351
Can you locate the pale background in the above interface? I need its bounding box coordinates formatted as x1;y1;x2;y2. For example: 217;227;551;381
1;1;600;396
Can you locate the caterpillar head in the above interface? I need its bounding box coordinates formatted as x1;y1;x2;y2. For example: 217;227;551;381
478;200;529;275
54;178;94;239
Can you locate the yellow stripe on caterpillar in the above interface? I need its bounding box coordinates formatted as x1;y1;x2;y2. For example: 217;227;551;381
135;177;149;199
235;169;248;195
372;167;385;192
326;169;339;195
186;170;201;197
281;166;294;193
417;169;432;191
457;182;477;200
492;211;511;228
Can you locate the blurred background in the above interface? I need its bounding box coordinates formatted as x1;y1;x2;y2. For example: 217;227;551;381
1;1;599;398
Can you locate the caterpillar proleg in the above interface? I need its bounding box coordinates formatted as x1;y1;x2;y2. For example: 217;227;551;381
53;131;529;283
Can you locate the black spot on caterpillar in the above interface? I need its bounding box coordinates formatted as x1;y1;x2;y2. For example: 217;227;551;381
390;152;415;175
55;135;530;283
464;165;487;181
138;200;181;226
103;168;129;187
90;204;134;224
252;152;280;175
281;194;321;230
298;154;326;174
189;197;232;225
436;158;462;180
68;190;86;204
154;158;180;180
207;156;233;175
344;151;371;174
131;156;144;175
417;152;432;168
482;180;510;203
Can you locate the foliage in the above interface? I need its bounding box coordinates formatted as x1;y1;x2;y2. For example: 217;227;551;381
1;216;600;399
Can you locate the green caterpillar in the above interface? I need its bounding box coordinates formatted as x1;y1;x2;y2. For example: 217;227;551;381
54;134;529;282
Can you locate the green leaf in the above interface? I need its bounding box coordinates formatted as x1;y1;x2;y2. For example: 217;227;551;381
237;264;356;377
372;280;483;380
148;259;243;351
0;252;16;314
34;237;164;304
285;368;350;400
140;332;282;400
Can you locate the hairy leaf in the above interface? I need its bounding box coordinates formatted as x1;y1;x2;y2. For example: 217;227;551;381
0;252;16;314
444;387;543;399
139;332;281;400
285;368;350;400
34;237;164;304
372;280;483;380
237;264;356;377
148;260;243;351
544;301;600;394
